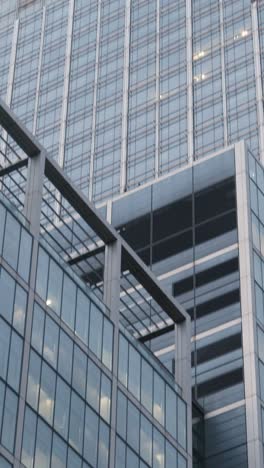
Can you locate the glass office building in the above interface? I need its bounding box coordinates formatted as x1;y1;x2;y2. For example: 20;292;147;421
1;0;264;467
1;0;264;202
0;102;191;467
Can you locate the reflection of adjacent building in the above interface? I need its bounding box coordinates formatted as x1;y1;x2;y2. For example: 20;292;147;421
94;143;262;467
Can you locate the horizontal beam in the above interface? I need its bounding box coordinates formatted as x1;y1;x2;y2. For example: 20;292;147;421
138;324;175;343
122;243;188;323
0;98;43;157
0;158;28;177
67;245;105;265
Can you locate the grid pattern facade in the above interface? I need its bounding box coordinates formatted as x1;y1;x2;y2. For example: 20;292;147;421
1;0;264;203
0;187;188;467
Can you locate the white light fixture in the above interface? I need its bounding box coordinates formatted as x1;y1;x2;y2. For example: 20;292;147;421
193;50;205;61
46;299;52;306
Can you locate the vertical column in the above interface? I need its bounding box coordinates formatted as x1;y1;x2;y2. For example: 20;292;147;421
155;0;160;178
15;149;46;466
235;141;264;468
120;0;131;194
103;239;121;468
175;317;192;468
32;6;46;135
89;0;102;201
57;0;75;169
186;0;194;163
252;2;264;164
219;0;228;146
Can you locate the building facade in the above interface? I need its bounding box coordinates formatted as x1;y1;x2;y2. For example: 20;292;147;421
1;1;264;468
0;101;191;468
1;0;264;202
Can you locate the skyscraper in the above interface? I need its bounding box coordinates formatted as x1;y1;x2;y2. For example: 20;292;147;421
1;0;264;467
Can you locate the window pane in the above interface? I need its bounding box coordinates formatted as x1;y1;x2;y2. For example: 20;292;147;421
102;319;113;370
154;372;165;426
39;362;56;425
61;274;76;330
47;259;63;315
43;315;59;368
58;330;73;384
127;400;140;452
141;359;153;414
86;358;100;412
118;334;128;387
36;247;49;300
31;303;44;354
35;419;52;468
178;398;187;449
127;447;139;468
51;433;67;468
153;428;165;468
89;302;102;359
1;388;18;453
0;269;15;323
116;437;126;468
72;344;87;398
3;212;20;270
27;351;41;410
75;289;90;345
0;205;6;255
166;385;177;439
98;420;109;468
166;440;177;468
128;345;141;401
18;228;32;282
117;391;127;438
68;448;82;468
84;406;98;466
69;391;84;453
13;284;27;335
140;415;152;466
54;377;70;440
21;407;37;468
100;374;111;423
7;331;23;392
0;319;10;380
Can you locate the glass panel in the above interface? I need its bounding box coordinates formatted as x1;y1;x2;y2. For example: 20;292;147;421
39;362;56;425
0;318;10;380
102;319;113;370
140;414;152;466
27;351;41;410
118;334;128;387
7;331;22;392
153;428;165;468
1;388;18;453
166;440;177;468
127;447;139;468
154;372;165;426
84;406;98;466
98;420;109;468
165;385;177;439
13;284;27;335
75;288;90;345
127;400;140;452
58;330;73;384
18;228;32;282
69;391;85;453
31;303;44;354
141;359;153;414
72;344;87;398
116;437;126;468
117;391;127;439
89;302;103;359
3;212;20;270
68;448;82;468
178;398;187;449
100;374;111;423
86;359;101;412
35;419;52;468
0;268;15;323
36;247;49;300
54;377;70;440
51;433;67;468
61;274;76;330
0;204;6;255
47;259;63;316
43;315;59;368
21;407;37;468
128;344;141;400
